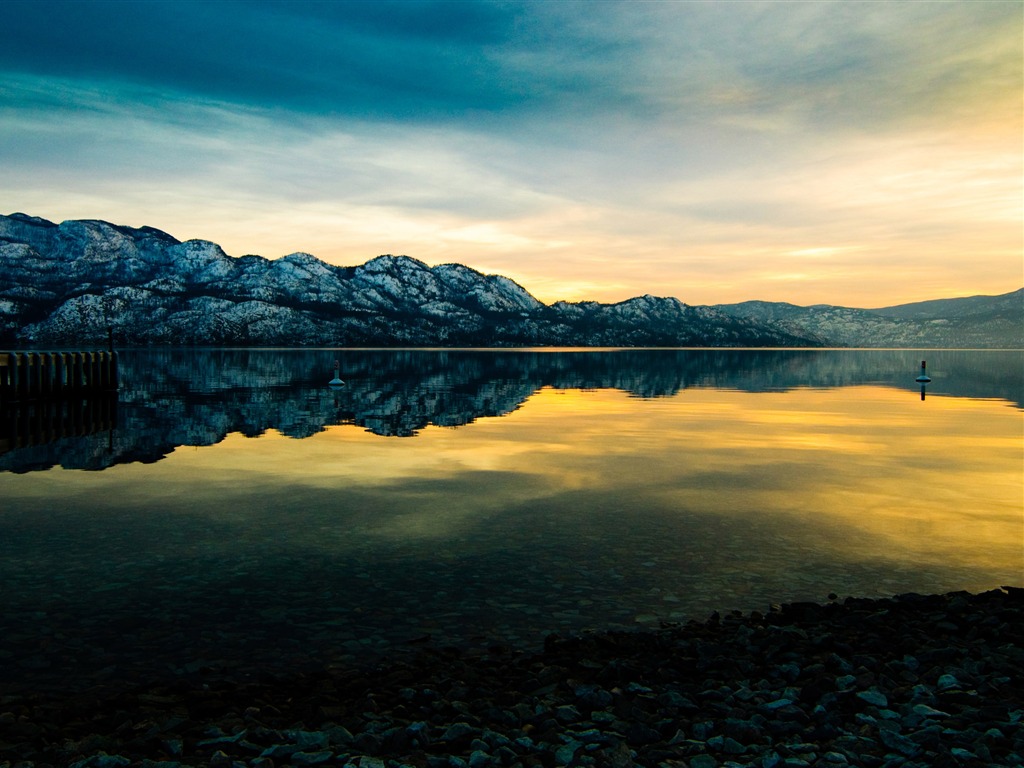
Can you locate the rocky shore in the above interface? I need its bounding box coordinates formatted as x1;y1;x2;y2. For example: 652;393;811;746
2;588;1021;768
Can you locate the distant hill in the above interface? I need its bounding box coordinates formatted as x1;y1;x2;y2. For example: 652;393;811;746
720;290;1022;348
867;291;1024;321
1;213;1019;348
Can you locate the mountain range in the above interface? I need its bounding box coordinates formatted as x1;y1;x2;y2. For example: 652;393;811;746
1;213;1020;348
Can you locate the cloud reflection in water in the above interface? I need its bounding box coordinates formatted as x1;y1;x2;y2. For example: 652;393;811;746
89;383;1020;584
0;349;1020;692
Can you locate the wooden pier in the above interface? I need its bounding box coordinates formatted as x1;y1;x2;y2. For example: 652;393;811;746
0;351;119;404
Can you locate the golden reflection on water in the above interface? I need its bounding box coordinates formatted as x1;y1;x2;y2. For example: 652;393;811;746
83;384;1023;577
3;384;1020;596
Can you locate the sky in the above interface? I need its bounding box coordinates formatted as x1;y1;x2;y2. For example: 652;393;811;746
0;0;1020;308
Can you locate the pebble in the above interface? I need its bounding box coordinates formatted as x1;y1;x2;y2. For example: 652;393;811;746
856;689;888;708
0;588;1020;768
292;750;334;765
910;703;948;718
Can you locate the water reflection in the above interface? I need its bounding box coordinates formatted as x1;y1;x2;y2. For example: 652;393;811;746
1;349;1020;472
0;350;1020;694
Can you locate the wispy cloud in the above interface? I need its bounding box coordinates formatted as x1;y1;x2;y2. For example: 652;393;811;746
0;0;1019;306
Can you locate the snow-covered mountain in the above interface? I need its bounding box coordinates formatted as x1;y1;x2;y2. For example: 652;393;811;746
1;213;1019;347
720;290;1023;349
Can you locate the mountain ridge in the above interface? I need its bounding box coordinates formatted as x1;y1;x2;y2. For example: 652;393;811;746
1;213;1020;348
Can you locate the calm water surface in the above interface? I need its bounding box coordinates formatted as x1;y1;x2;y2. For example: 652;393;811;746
1;349;1021;692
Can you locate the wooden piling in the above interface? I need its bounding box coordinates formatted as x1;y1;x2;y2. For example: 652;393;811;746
0;350;119;404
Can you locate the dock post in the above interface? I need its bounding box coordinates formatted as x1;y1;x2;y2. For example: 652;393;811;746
40;353;53;396
15;354;29;399
54;353;66;394
29;353;41;396
82;352;92;392
0;349;120;404
72;353;84;392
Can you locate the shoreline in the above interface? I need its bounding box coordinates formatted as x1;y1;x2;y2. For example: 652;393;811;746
2;588;1021;767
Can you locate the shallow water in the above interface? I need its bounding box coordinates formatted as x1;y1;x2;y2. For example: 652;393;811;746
1;348;1021;692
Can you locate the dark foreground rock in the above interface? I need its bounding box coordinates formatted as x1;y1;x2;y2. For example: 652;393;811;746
1;588;1021;768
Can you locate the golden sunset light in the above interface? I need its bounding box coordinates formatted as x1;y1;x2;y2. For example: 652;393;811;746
1;1;1019;307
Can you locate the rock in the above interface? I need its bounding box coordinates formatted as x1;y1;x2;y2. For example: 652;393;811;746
574;684;613;708
984;725;1007;742
856;690;888;708
442;722;477;743
659;691;698;711
197;731;247;748
555;739;583;764
626;722;661;746
599;741;636;768
3;588;1022;768
720;737;746;755
554;704;582;722
691;721;714;740
878;729;921;757
760;698;796;711
261;744;300;759
329;725;356;745
292;751;334;765
721;717;764;743
493;745;519;765
936;674;960;691
835;675;857;691
405;721;431;747
776;662;801;681
293;730;330;750
910;703;948;718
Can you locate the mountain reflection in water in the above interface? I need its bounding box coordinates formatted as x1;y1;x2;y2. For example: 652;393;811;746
1;348;1020;472
1;348;1021;695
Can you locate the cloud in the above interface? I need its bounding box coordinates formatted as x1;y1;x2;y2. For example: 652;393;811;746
6;0;1013;130
0;0;551;119
0;0;1019;306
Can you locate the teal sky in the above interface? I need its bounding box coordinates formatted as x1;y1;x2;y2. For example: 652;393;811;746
1;0;1020;306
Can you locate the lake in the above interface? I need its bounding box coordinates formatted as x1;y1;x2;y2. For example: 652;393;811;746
1;348;1021;694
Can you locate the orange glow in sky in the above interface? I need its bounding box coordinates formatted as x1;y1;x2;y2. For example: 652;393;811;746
0;1;1019;308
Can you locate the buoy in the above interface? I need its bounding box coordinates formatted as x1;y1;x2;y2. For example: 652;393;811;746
329;359;345;387
915;360;931;383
